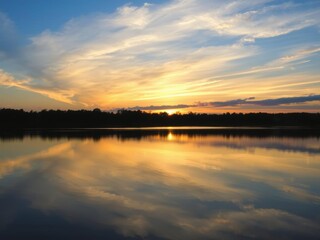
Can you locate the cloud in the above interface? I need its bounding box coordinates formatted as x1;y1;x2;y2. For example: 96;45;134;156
205;97;256;107
0;1;319;109
117;95;320;111
0;69;76;104
119;104;193;111
251;95;320;106
279;47;320;64
208;95;320;107
0;69;16;86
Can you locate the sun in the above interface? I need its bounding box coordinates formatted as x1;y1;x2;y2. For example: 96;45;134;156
165;109;178;115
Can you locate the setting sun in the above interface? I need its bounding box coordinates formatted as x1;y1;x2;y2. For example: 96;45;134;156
0;1;320;239
0;0;319;112
165;109;178;115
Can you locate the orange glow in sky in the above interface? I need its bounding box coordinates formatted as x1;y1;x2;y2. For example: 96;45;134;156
0;1;319;112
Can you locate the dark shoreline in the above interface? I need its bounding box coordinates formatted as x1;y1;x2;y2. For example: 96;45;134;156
1;109;320;129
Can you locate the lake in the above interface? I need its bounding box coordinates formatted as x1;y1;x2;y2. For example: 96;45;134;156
0;128;319;239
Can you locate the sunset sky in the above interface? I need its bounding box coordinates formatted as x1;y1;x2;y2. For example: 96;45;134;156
0;0;319;113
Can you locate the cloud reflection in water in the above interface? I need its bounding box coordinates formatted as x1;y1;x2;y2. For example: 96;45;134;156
0;132;319;239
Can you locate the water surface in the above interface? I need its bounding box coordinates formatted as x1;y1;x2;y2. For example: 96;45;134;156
0;128;319;239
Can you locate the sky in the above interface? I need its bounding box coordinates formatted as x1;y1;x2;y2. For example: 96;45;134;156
0;0;319;113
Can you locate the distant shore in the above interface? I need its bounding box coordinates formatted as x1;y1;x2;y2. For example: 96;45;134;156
1;108;320;128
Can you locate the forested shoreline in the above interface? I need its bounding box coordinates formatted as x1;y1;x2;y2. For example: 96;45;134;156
1;108;319;128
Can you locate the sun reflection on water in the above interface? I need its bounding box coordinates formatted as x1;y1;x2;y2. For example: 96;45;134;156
0;132;319;239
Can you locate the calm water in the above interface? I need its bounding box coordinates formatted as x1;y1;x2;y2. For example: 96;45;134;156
0;129;319;240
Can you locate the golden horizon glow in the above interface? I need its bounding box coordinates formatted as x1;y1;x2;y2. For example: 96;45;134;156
0;1;319;112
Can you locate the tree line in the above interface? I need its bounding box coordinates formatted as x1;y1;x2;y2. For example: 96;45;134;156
0;108;319;128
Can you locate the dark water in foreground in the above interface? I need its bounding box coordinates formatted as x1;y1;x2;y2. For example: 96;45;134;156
0;128;319;240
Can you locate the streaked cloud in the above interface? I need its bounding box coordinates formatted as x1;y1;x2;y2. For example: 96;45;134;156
0;0;319;110
119;94;320;111
208;94;320;107
121;104;192;111
0;69;15;85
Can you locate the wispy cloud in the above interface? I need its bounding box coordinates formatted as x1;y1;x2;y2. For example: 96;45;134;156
0;1;319;110
0;69;16;85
